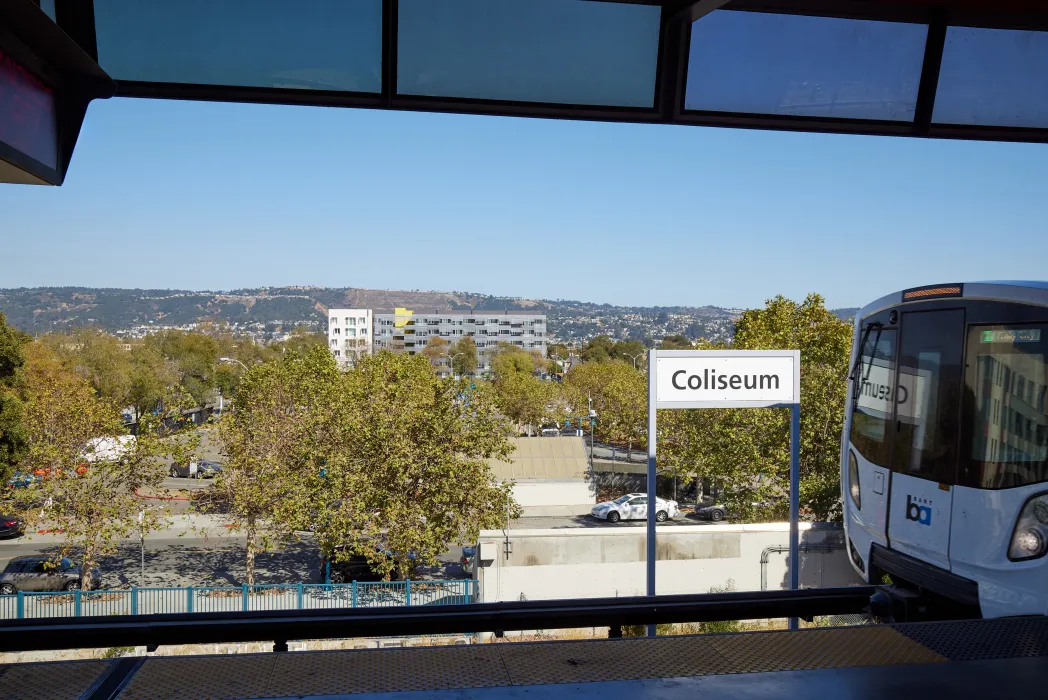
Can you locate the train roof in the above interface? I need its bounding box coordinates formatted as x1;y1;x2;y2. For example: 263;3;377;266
858;281;1048;320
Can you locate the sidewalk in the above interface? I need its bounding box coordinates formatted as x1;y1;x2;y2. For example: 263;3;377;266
517;504;595;518
0;513;239;547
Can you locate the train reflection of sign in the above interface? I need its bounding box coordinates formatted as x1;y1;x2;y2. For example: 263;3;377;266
0;46;58;169
856;359;928;422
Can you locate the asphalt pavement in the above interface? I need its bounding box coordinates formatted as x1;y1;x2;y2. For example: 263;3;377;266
0;508;714;589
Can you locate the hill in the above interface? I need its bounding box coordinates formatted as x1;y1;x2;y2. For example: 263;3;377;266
0;287;853;344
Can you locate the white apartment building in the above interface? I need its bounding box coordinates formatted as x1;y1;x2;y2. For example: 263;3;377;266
327;308;373;365
372;308;547;376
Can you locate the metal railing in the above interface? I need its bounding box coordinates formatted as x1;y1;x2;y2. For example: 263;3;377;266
0;586;876;653
0;580;476;620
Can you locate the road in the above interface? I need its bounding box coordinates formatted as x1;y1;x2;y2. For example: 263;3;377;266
161;476;213;491
0;510;715;589
0;530;467;589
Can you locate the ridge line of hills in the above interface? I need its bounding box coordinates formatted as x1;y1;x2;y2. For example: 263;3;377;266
0;287;859;344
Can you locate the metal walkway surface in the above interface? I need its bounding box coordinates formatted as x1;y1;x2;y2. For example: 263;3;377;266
4;617;1048;700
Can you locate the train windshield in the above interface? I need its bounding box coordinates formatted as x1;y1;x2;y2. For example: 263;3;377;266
966;323;1048;488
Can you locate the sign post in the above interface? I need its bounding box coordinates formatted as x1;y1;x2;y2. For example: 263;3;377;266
646;349;801;636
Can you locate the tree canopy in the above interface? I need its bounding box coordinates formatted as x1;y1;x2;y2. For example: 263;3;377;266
659;294;851;521
11;342;196;588
0;313;28;482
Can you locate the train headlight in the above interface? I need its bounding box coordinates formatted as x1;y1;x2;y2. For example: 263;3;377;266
1009;494;1048;561
848;451;861;510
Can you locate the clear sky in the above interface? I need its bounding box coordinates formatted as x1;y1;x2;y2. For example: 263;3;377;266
3;96;1048;310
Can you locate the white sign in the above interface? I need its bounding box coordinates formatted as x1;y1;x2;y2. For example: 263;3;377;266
655;351;799;408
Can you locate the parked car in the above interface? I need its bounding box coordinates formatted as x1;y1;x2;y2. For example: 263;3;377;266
0;557;99;594
591;493;680;523
695;500;728;522
169;460;223;479
460;546;476;576
320;545;411;583
540;428;560;437
0;514;23;538
5;472;40;490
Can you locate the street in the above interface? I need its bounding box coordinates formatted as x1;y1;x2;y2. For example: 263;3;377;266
0;507;713;589
0;527;468;589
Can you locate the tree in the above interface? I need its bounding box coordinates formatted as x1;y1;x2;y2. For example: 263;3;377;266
564;360;646;450
660;334;693;350
126;344;179;421
421;336;450;372
491;344;562;435
275;327;327;356
12;342;193;588
44;328;133;407
304;352;520;579
0;313;28;482
451;336;478;377
659;295;851;521
144;330;221;407
205;346;340;584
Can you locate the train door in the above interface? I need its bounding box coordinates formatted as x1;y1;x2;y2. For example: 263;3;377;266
886;309;965;571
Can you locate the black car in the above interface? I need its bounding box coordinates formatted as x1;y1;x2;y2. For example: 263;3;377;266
0;514;23;538
320;546;403;584
0;556;100;594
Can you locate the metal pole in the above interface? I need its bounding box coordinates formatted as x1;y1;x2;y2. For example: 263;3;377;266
788;402;801;630
646;349;657;637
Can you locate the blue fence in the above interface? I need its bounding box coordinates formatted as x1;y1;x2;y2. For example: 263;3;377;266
0;580;475;620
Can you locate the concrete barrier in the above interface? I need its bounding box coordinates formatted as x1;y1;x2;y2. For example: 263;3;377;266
474;522;862;603
511;481;595;507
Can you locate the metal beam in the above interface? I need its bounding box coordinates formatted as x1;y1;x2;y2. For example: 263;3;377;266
913;11;947;135
0;586;875;653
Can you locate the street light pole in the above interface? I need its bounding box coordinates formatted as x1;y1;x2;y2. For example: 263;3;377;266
219;357;249;371
447;352;465;379
625;352;643;370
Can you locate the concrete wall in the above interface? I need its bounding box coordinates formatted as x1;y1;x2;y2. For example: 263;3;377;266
475;523;862;603
512;481;595;507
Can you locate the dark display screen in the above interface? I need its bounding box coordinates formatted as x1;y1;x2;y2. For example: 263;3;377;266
0;46;58;170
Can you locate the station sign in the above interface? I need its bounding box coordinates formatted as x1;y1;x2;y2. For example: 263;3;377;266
655;350;800;409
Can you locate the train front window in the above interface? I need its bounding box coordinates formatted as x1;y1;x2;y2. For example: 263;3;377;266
851;327;896;466
966;323;1048;488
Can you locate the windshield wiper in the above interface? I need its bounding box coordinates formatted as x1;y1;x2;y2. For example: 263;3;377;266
850;322;882;401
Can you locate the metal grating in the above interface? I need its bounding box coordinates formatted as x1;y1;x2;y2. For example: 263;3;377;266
892;617;1048;661
84;618;1048;697
704;626;947;674
0;660;111;700
119;654;277;700
499;637;736;685
264;645;509;696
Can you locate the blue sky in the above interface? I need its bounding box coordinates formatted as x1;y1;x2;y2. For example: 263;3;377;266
2;96;1048;310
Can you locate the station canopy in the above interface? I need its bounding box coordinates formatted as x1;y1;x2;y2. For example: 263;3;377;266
4;0;1048;184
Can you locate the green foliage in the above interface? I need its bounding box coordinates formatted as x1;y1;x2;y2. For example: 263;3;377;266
305;352;521;579
451;336;478;377
42;328;133;406
204;346;340;584
660;334;693;350
563;360;646;450
11;342;195;589
0;313;28;481
660;294;851;522
142;330;221;407
579;336;646;365
491;344;563;434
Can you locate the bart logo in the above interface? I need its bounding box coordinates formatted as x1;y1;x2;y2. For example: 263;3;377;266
906;495;932;526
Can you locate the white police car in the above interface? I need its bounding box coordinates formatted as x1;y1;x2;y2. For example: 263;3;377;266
591;493;680;523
